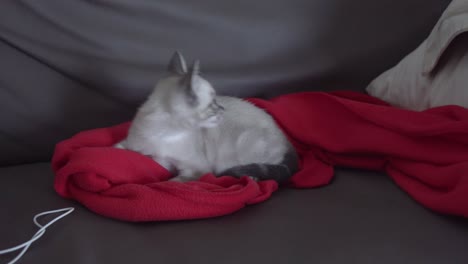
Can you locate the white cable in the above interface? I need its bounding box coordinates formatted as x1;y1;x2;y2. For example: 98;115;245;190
0;207;74;264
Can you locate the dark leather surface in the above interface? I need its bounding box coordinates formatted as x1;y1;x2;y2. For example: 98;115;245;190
0;41;133;165
1;163;467;264
0;0;451;165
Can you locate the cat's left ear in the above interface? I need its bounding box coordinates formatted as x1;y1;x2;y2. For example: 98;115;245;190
189;60;200;82
168;51;187;75
188;60;201;94
184;60;201;106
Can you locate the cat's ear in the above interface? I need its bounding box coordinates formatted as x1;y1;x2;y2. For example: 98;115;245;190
188;60;201;95
189;60;200;82
168;51;187;75
184;60;201;106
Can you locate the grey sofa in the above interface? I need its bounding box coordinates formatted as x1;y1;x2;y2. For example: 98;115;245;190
1;1;468;263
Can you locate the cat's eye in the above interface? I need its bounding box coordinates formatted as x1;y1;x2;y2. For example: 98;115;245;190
210;100;224;111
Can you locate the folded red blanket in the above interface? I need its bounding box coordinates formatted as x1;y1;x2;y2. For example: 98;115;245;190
52;91;468;221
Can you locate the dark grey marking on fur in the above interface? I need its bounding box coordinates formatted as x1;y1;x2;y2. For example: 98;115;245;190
219;147;299;183
183;77;199;107
168;51;187;75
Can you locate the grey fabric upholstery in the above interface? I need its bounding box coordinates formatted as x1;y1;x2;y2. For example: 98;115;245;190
2;1;468;264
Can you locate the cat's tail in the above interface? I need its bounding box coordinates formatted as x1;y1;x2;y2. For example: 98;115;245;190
219;150;299;184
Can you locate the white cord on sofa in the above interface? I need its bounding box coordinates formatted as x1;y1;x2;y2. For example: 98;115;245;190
0;207;74;264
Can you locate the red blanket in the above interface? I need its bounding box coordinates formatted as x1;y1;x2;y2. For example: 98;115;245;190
52;91;468;221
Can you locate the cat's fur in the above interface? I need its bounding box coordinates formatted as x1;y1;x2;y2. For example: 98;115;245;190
115;52;298;182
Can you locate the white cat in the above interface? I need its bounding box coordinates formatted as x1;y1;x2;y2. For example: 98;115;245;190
115;52;298;182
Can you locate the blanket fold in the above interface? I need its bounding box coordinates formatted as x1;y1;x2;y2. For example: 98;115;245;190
52;91;468;221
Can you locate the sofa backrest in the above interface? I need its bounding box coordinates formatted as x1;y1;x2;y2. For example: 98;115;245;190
0;0;451;165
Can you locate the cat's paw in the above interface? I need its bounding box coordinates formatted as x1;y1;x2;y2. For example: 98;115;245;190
168;176;187;182
113;140;126;149
169;170;202;182
248;176;259;182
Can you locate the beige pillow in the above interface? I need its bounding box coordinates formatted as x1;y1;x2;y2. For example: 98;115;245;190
366;0;468;111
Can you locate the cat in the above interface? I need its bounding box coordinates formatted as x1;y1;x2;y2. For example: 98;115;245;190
115;51;298;183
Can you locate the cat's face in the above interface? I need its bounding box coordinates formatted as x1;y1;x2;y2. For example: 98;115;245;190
154;52;225;128
188;75;225;127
